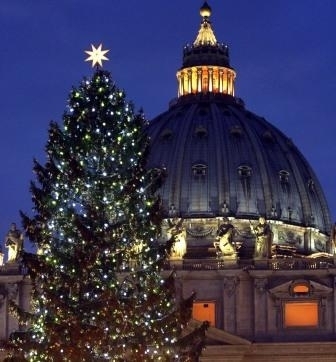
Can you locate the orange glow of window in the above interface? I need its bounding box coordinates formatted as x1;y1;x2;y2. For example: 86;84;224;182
192;302;215;326
293;284;309;293
284;302;318;327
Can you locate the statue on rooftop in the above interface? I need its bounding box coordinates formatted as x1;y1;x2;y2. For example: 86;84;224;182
214;218;236;258
251;217;273;259
167;218;187;258
5;223;24;262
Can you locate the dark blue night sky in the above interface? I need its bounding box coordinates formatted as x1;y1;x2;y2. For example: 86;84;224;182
1;0;335;249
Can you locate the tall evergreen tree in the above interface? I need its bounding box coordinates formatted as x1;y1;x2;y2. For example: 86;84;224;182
6;65;207;361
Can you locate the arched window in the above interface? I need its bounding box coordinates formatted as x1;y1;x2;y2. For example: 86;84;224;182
279;170;290;193
238;165;252;178
192;163;207;177
238;165;252;199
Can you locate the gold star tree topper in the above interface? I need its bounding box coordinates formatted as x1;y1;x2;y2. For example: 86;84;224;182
85;44;109;67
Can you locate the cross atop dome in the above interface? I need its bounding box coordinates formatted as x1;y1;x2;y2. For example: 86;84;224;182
193;2;217;47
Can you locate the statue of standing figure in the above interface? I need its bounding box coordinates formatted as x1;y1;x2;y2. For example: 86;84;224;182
5;223;24;262
331;223;336;254
214;218;236;257
167;218;187;258
251;217;273;259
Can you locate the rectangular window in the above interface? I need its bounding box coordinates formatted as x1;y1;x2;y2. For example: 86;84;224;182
284;301;318;327
192;301;215;326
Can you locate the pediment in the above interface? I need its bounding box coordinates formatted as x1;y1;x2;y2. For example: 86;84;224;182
269;279;332;299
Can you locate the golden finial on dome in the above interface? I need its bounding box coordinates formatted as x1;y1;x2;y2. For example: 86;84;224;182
194;2;217;46
200;1;212;19
176;2;236;98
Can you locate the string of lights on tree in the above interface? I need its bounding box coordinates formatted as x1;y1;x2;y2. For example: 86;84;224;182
5;44;208;361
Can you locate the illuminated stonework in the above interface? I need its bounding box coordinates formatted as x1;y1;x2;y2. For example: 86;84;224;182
147;5;335;357
194;2;217;46
177;65;235;97
176;2;236;97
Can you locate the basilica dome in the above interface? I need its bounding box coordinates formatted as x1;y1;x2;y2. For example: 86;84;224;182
147;2;331;250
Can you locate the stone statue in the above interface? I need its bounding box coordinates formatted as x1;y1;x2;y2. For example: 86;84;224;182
250;217;273;259
331;223;336;254
167;218;187;258
0;243;3;266
5;223;24;262
214;218;236;257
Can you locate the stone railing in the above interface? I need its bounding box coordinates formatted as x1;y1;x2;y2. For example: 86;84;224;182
166;257;336;271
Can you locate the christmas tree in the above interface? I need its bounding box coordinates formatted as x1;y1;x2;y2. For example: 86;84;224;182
6;46;208;361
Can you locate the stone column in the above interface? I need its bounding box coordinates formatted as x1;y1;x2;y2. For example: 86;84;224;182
192;68;197;94
0;284;6;340
254;277;268;337
19;278;32;331
6;282;19;338
223;276;239;334
177;73;182;97
228;72;232;95
181;71;186;96
187;69;192;94
208;68;213;92
197;68;202;92
219;69;224;93
223;70;228;93
333;276;336;333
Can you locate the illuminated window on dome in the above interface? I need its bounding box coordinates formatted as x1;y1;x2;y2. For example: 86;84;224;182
284;302;318;327
192;301;215;326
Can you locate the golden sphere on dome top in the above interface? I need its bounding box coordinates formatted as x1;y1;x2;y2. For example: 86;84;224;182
200;2;212;18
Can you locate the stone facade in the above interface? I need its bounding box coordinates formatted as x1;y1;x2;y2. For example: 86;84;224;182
0;3;335;361
0;263;31;361
1;259;336;360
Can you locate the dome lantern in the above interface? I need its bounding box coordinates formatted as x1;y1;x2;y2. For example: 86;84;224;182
176;2;236;97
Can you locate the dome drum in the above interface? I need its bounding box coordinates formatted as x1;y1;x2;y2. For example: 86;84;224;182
162;216;330;263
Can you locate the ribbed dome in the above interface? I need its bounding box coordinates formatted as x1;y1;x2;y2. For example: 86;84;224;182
147;93;331;234
146;2;332;251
